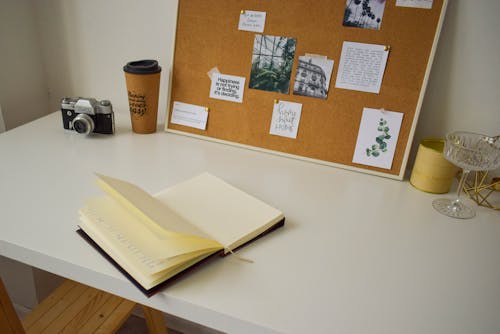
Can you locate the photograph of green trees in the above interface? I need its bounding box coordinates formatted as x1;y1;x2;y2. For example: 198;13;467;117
249;34;296;94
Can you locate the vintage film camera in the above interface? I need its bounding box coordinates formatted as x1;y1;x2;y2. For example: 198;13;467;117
61;97;115;135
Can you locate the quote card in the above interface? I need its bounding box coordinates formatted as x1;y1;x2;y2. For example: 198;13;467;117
269;101;302;139
238;10;266;33
171;101;208;130
396;0;433;9
209;73;245;103
335;42;389;94
352;108;403;169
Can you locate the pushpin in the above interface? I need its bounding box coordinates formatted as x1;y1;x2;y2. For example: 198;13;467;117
384;45;391;51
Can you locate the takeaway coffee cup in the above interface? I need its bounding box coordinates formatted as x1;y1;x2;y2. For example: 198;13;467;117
123;60;161;134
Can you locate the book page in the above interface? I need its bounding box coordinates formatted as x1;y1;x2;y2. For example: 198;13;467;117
95;173;210;238
155;173;284;251
79;213;218;290
81;197;222;269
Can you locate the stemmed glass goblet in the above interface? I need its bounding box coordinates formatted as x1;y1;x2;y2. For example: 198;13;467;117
432;131;500;219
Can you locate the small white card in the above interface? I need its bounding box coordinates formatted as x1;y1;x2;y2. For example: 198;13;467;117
396;0;433;9
269;101;302;139
352;108;404;169
171;101;208;130
238;10;266;33
335;42;389;94
209;73;246;103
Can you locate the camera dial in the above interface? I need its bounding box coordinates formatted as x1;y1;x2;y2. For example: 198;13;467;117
72;114;95;135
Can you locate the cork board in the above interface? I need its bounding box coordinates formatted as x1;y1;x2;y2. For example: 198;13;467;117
166;0;448;179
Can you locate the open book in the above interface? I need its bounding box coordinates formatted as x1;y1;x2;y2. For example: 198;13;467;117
77;172;285;296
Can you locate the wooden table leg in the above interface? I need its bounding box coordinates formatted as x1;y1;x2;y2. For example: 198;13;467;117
0;278;25;334
142;305;168;334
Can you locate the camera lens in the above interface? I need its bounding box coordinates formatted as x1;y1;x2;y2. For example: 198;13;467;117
72;114;94;135
73;120;87;133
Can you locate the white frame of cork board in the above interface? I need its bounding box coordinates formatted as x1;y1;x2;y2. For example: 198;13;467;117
165;0;449;180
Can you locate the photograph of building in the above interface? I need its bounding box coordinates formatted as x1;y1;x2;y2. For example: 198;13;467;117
293;56;334;99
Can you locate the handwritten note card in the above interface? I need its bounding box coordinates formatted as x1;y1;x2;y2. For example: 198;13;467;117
209;73;245;103
335;42;389;94
171;101;208;130
238;10;266;33
352;108;403;169
396;0;433;9
269;101;302;139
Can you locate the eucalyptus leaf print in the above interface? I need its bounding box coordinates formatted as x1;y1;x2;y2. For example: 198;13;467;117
366;118;391;157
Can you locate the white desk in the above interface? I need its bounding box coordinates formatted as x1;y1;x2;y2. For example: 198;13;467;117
1;112;499;334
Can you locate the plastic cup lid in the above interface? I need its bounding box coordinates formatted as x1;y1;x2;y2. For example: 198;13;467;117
123;60;161;74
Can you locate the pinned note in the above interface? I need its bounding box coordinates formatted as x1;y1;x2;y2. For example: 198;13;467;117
209;73;246;103
352;108;403;169
171;101;208;130
269;100;302;139
238;10;266;33
335;42;389;94
396;0;433;9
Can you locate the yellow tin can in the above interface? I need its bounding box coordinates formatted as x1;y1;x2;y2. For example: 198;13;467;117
410;139;458;194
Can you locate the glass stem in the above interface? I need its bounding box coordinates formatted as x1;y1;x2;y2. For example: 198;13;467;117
455;169;470;204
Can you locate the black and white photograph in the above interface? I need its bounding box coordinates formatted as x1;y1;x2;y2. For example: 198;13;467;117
293;56;334;99
249;34;296;94
343;0;386;30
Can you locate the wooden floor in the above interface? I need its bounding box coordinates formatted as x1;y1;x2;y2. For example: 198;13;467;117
13;285;221;334
117;315;181;334
16;303;181;334
15;301;230;334
21;280;136;333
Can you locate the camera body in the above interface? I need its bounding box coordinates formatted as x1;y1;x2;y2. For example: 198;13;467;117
61;97;114;135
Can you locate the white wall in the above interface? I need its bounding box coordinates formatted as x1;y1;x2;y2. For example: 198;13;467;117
33;0;178;125
415;0;500;152
0;0;50;310
0;0;49;130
